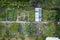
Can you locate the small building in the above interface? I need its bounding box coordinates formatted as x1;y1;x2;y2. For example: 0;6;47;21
35;8;42;22
46;37;60;40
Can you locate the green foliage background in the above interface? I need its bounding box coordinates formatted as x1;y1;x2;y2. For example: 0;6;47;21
0;0;60;40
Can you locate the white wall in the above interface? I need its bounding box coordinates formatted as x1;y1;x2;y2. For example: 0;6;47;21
35;8;42;22
46;37;60;40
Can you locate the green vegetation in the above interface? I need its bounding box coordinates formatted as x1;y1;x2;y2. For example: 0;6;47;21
56;24;60;38
0;24;2;38
29;10;34;22
0;0;60;40
43;10;57;21
42;22;56;37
